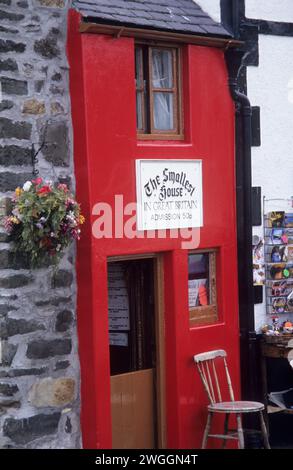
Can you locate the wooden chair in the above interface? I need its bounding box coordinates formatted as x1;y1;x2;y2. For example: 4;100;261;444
193;349;270;449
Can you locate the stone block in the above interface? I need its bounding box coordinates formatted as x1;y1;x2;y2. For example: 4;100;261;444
34;80;44;93
1;77;27;96
0;118;31;140
51;269;73;288
25;24;41;33
54;360;69;371
6;251;31;270
0;172;33;191
0;231;9;242
22;63;34;77
65;416;72;433
55;310;73;332
0;304;16;316
0;9;24;21
51;72;62;81
35;296;71;307
0;25;18;34
50;101;64;115
0;250;9;268
0;294;17;301
0;58;18;72
49;84;63;95
40;121;69;167
34;34;60;59
0;398;20;411
22;99;45;114
0;305;9;317
0;39;25;53
27;338;72;359
0;100;14;111
7;367;47;377
0;274;33;289
0;196;12;216
3;412;61;445
38;0;65;6
1;318;45;338
0;145;31;166
29;377;75;407
1;341;17;366
0;383;18;396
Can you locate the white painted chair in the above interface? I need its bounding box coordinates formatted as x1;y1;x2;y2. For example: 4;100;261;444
194;349;270;449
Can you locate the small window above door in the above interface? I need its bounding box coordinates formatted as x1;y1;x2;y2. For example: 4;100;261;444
135;44;183;140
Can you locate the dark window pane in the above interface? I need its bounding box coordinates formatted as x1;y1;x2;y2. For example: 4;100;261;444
188;253;210;308
136;91;144;130
135;47;143;88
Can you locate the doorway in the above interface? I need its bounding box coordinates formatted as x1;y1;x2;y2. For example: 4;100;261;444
107;256;165;449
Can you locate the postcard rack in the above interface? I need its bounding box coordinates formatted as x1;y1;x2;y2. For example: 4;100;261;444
263;198;293;318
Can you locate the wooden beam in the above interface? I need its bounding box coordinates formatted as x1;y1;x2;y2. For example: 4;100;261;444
79;21;243;49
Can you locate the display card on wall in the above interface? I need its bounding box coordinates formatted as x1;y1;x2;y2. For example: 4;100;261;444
108;263;130;331
136;159;203;231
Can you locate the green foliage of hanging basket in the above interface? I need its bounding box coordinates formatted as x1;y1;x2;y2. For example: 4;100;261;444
4;177;85;267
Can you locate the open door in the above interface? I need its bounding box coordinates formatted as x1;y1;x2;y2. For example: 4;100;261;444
107;257;164;449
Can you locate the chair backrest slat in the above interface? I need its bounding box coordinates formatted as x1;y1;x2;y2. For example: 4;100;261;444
212;360;222;402
196;362;213;403
205;361;215;403
194;349;234;404
223;356;234;401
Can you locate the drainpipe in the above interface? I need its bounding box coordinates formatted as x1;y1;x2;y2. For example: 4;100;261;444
225;48;258;404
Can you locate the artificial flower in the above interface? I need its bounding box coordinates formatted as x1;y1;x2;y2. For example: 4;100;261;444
37;185;51;196
15;187;23;197
23;181;32;191
58;183;69;193
32;177;43;185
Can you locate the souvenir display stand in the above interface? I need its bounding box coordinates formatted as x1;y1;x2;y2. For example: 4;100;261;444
261;198;293;445
263;198;293;324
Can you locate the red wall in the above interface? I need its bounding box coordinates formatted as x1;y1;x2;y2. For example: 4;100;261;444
68;10;240;449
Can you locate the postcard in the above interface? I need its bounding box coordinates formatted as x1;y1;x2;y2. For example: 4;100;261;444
271;280;287;297
272;297;287;314
268;211;285;228
188;278;208;308
271;245;289;262
253;240;265;285
270;228;288;245
284;213;293;228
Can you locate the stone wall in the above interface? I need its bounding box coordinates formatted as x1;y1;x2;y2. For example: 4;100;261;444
0;0;81;448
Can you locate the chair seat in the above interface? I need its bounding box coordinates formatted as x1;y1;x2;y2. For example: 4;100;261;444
208;400;265;413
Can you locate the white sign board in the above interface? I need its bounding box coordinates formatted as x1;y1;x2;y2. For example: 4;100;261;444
108;263;130;331
109;332;128;347
136;159;203;231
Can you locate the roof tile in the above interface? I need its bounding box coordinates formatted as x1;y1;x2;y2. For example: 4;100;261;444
73;0;231;38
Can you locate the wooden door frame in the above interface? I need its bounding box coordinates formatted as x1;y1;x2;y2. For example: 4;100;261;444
107;253;166;448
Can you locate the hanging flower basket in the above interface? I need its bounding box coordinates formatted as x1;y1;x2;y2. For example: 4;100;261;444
4;177;85;267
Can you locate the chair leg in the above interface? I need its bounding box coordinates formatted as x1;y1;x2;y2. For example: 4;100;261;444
202;412;213;449
260;410;270;449
236;414;245;449
222;413;229;449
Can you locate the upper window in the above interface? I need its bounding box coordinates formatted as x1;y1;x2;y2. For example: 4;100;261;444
135;44;183;139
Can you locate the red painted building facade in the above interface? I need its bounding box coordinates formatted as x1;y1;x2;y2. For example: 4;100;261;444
67;2;241;449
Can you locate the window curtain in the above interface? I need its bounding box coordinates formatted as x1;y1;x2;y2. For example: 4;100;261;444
152;49;174;130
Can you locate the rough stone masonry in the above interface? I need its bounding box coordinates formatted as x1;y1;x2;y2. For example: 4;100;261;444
0;0;81;448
